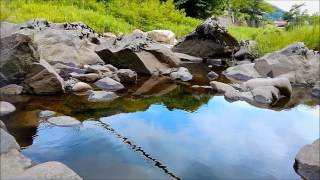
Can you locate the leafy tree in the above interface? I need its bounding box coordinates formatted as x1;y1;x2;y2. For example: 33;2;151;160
173;0;228;19
283;4;309;27
229;0;272;27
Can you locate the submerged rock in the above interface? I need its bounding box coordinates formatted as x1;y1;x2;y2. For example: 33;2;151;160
173;17;239;58
311;81;320;97
294;139;320;180
0;84;23;95
0;101;16;116
170;67;193;81
88;91;118;102
207;71;219;80
47;116;81;126
94;77;124;91
38;110;56;118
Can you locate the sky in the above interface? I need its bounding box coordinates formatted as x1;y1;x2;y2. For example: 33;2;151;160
266;0;320;15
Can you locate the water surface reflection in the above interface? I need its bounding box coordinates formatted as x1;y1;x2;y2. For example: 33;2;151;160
20;96;319;180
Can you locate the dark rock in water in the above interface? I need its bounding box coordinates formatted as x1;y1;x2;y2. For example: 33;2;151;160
311;81;320;97
294;139;320;180
207;71;219;80
95;31;180;75
172;17;239;58
0;33;39;86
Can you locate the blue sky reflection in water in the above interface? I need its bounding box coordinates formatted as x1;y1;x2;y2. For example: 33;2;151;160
22;96;319;180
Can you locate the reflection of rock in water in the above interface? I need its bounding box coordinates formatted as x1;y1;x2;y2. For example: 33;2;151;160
3;110;39;148
133;76;177;97
98;121;181;180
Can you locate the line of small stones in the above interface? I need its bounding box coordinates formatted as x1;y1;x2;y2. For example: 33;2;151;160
98;121;181;180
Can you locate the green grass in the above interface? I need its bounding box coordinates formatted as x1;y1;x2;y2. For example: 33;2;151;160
229;25;320;56
0;0;200;37
1;0;319;56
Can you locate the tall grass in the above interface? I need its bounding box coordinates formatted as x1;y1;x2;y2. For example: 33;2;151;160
0;0;200;37
229;25;320;56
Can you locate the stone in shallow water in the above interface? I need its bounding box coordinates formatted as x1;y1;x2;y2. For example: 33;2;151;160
0;84;23;95
72;82;93;92
0;101;16;116
94;77;124;91
88;91;118;102
47;116;81;126
294;139;320;180
38;110;56;118
15;161;83;180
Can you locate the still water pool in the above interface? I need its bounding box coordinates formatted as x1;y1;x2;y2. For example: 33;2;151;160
5;92;318;180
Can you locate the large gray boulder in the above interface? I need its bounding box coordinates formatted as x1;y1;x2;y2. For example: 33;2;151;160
25;59;65;94
224;42;319;87
0;149;32;179
15;161;83;180
0;33;39;86
95;31;180;75
294;139;320;180
172;17;239;58
33;28;104;67
1;19;104;68
94;77;124;91
0;101;16;116
0;128;20;154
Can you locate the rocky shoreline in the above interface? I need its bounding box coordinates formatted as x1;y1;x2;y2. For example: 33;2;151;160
1;17;319;179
